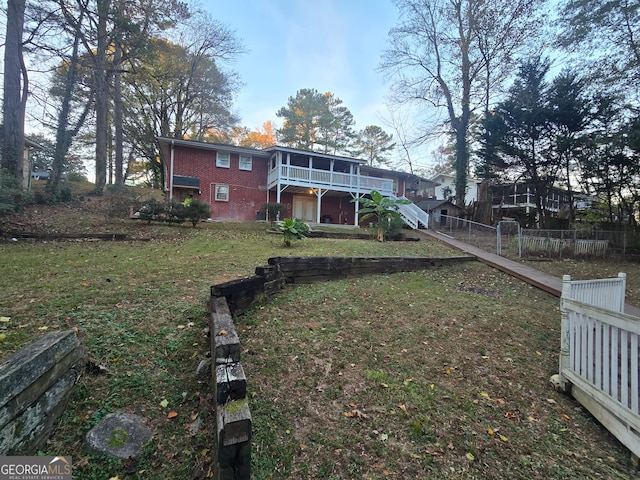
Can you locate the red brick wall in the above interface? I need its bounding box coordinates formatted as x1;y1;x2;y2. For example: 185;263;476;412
161;141;410;224
266;191;357;225
169;145;269;222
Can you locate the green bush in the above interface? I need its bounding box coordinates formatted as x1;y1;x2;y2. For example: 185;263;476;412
0;170;24;215
138;198;209;225
260;202;288;222
139;199;166;224
184;199;210;227
383;215;405;240
277;218;309;247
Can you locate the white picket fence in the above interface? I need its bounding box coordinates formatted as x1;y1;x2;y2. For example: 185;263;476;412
522;235;608;258
559;273;640;457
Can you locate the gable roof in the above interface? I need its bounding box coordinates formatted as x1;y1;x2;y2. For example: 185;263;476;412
156;136;439;184
156;136;270;158
415;199;461;212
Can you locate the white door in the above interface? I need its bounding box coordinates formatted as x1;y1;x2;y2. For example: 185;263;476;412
293;195;317;222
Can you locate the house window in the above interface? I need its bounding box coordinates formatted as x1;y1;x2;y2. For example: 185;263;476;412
239;155;252;171
216;152;230;168
215;184;229;202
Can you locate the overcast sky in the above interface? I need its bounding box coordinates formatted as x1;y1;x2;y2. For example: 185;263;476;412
207;0;399;133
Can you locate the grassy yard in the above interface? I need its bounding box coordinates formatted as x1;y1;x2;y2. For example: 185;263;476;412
0;206;637;479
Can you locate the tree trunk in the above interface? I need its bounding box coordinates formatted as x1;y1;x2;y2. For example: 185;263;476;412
2;0;27;187
113;42;124;186
93;0;110;194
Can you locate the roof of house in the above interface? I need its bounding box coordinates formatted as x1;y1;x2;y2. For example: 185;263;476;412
415;199;461;212
156;136;438;184
156;136;270;158
430;172;481;184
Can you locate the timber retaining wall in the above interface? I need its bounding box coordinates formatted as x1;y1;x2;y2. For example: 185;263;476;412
208;255;474;478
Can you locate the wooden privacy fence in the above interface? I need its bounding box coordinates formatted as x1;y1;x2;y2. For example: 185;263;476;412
558;273;640;457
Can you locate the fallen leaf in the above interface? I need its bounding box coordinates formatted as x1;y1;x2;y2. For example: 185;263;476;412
299;443;306;450
0;334;6;342
535;351;542;356
37;326;48;331
82;282;89;287
487;428;495;436
380;433;388;441
466;452;475;461
0;316;10;322
379;382;388;388
167;411;178;419
344;409;368;419
160;399;169;408
480;391;490;398
499;434;509;442
217;329;228;336
395;403;408;414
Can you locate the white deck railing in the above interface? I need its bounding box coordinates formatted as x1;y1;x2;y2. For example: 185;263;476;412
559;273;640;457
268;165;394;196
395;196;429;229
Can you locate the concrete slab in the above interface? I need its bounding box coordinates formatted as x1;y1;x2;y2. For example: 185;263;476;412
85;412;152;459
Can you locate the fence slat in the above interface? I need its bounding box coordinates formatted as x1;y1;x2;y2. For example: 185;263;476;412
632;334;639;414
595;319;602;389
603;324;611;396
621;330;629;408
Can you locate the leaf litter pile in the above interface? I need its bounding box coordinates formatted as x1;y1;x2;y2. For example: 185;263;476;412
242;263;633;479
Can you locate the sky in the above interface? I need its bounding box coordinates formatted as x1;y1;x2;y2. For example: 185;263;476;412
206;0;399;134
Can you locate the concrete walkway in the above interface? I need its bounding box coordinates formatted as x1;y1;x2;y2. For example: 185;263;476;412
419;229;640;316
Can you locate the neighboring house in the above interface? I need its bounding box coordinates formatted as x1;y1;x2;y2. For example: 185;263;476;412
429;173;480;204
415;199;463;228
23;139;44;190
489;183;586;216
156;137;436;227
31;170;50;181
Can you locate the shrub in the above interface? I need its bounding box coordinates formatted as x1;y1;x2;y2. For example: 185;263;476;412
0;170;24;215
184;199;210;227
139;199;166;224
277;218;309;247
260;202;288;222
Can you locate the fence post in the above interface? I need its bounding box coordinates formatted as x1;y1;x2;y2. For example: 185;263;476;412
558;275;572;393
518;225;522;258
496;222;501;256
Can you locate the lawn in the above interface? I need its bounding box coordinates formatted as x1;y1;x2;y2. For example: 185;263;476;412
0;203;637;479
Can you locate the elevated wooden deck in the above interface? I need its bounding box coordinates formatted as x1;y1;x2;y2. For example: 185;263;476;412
419;229;640;316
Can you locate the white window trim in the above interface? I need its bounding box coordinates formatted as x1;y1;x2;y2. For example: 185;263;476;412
215;184;229;202
216;152;230;168
239;154;252;171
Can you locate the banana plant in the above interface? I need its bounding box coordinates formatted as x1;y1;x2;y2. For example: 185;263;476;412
353;190;410;241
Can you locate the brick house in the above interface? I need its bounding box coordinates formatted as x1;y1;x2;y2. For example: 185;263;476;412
156;137;435;227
